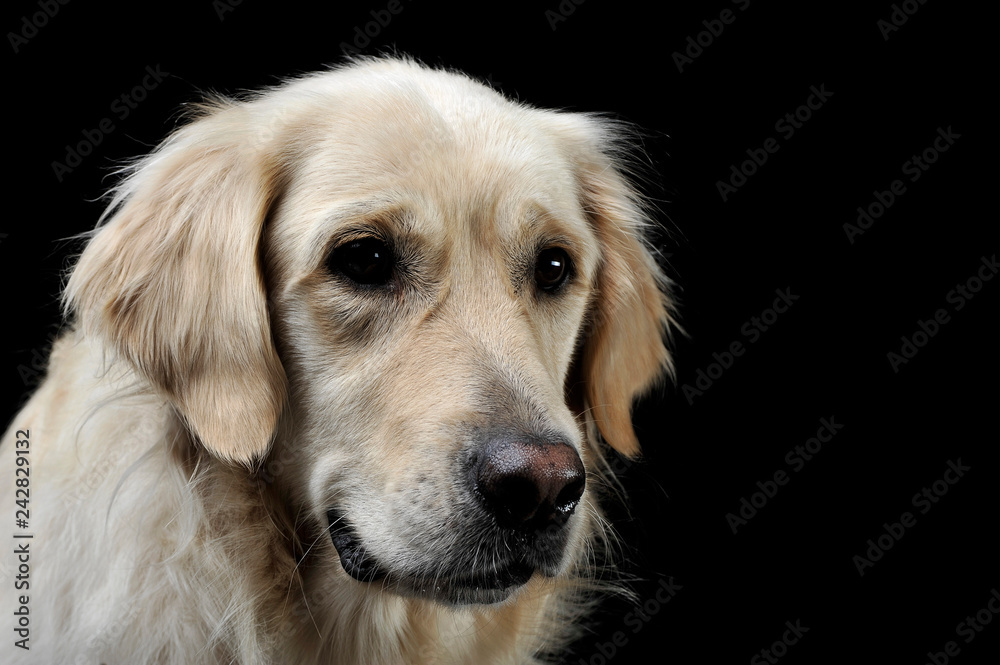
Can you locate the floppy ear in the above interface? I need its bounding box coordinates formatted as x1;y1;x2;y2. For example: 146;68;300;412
64;104;287;465
560;116;675;459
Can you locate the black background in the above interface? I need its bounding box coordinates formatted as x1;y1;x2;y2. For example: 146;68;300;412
3;1;996;663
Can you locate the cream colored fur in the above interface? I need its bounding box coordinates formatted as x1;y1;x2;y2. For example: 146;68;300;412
1;57;673;664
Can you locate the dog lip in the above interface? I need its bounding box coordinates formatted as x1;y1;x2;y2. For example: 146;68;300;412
442;559;534;590
326;508;387;582
396;560;535;605
325;507;538;603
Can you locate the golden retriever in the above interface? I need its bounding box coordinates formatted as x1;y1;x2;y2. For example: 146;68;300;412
1;57;674;664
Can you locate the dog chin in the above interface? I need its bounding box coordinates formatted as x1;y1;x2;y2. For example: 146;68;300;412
327;508;542;605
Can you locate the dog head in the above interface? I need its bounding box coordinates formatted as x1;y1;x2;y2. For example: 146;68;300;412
65;58;674;606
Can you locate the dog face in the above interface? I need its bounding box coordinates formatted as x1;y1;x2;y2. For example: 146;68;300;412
65;58;672;606
264;80;609;604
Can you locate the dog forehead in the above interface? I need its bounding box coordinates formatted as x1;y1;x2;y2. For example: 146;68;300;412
272;67;595;271
301;76;580;202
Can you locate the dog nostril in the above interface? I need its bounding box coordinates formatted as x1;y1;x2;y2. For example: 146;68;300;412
491;475;543;523
474;438;586;530
554;475;586;514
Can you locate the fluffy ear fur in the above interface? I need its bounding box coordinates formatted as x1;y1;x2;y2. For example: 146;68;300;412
64;104;287;465
558;115;675;458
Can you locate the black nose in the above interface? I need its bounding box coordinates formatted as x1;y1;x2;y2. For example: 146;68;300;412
472;437;586;530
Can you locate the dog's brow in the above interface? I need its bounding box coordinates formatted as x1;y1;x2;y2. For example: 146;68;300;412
520;204;587;252
324;199;411;227
311;199;413;253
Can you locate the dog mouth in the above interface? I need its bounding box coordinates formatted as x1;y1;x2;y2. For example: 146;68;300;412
400;561;535;605
326;508;387;583
326;508;536;605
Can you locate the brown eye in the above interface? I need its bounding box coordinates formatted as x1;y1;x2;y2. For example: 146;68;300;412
535;247;571;292
329;237;395;286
